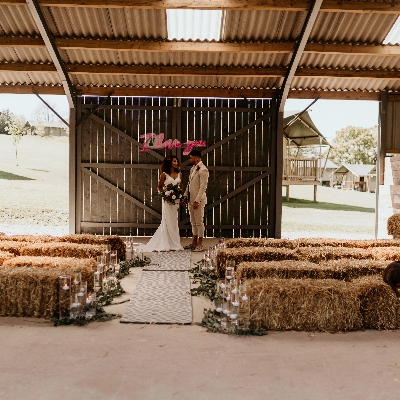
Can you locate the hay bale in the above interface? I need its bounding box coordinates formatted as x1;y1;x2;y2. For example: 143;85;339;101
0;252;14;266
216;247;296;278
226;237;400;249
0;257;97;318
236;260;388;282
226;238;296;249
296;246;400;263
2;256;96;291
0;235;56;243
19;242;103;259
388;214;400;238
352;275;399;330
0;241;28;256
0;266;69;318
58;234;126;260
248;278;362;332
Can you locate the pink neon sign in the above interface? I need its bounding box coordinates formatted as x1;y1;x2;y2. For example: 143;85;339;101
139;133;206;155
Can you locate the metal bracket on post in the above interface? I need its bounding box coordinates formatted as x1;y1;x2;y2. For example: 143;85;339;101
26;0;76;108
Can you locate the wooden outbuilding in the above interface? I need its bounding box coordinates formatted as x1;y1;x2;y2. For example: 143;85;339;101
1;1;400;238
331;164;376;192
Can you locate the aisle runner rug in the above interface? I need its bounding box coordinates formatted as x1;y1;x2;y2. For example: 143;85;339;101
121;251;192;324
120;271;192;324
144;250;191;271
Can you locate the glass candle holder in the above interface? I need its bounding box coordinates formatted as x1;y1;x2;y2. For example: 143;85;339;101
77;282;87;317
238;293;250;330
214;298;223;313
132;243;143;260
70;283;81;319
59;275;71;319
125;239;132;261
114;262;121;278
85;292;96;318
110;251;118;266
225;264;234;285
73;271;81;286
102;276;109;293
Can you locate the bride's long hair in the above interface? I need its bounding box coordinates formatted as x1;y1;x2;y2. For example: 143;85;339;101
161;156;180;175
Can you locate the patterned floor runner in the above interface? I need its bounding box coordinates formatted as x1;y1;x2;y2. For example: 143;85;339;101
144;250;191;271
120;251;192;324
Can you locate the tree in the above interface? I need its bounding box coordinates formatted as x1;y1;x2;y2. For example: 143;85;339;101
0;109;12;135
32;101;62;124
329;125;377;165
5;114;29;166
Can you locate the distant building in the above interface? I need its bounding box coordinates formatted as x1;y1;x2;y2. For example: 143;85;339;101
331;163;376;192
27;120;68;137
317;158;338;186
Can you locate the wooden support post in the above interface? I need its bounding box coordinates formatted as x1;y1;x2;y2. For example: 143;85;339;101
379;91;388;185
314;185;317;202
286;185;290;202
68;105;77;234
274;107;284;238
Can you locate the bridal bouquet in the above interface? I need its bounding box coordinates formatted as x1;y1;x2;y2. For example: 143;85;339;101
160;183;183;205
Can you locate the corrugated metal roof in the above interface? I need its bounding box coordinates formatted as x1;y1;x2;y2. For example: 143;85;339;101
223;10;307;41
301;53;400;70
310;13;397;43
0;47;51;64
62;49;291;68
292;76;400;92
42;7;168;39
1;4;400;95
0;71;59;85
0;5;38;36
71;74;282;89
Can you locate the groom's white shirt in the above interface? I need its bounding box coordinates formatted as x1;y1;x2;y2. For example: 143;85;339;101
185;161;209;204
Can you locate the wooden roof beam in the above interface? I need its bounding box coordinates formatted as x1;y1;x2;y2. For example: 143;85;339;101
3;0;400;13
0;83;390;100
4;62;400;79
3;36;400;56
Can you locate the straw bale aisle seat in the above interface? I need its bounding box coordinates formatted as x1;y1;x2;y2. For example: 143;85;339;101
247;276;399;332
0;257;96;318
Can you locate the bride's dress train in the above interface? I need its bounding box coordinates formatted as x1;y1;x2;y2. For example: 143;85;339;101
142;174;184;252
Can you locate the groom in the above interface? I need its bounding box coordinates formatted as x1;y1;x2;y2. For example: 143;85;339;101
183;149;209;251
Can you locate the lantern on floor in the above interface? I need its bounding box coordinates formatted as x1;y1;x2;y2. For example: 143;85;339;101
59;275;71;319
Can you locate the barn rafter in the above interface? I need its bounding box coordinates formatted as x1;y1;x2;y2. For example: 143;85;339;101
1;1;400;99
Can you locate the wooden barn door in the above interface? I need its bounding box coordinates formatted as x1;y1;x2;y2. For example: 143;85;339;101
177;98;276;238
76;96;176;236
75;96;277;237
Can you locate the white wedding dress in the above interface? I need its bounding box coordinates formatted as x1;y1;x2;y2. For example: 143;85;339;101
142;173;184;252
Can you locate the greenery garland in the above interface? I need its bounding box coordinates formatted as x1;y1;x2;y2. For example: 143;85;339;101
52;307;118;326
199;308;268;336
189;260;222;302
190;260;268;336
53;255;151;326
118;255;151;278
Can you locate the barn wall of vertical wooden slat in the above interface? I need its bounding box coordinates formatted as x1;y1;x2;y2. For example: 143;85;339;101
74;95;279;238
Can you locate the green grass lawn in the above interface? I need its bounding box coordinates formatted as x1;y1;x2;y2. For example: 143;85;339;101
281;185;376;239
0;134;378;239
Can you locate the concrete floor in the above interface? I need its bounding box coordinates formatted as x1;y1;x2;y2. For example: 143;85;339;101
1;238;400;399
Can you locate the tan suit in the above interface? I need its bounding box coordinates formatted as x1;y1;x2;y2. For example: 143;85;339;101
184;161;209;237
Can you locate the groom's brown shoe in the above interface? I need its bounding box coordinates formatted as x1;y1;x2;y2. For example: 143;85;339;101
184;244;197;250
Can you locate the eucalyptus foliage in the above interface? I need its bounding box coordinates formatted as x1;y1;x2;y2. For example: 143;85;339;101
189;260;222;302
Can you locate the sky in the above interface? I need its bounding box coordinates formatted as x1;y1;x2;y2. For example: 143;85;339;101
0;94;379;142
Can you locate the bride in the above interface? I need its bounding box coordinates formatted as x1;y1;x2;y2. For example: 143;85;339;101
142;156;184;252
